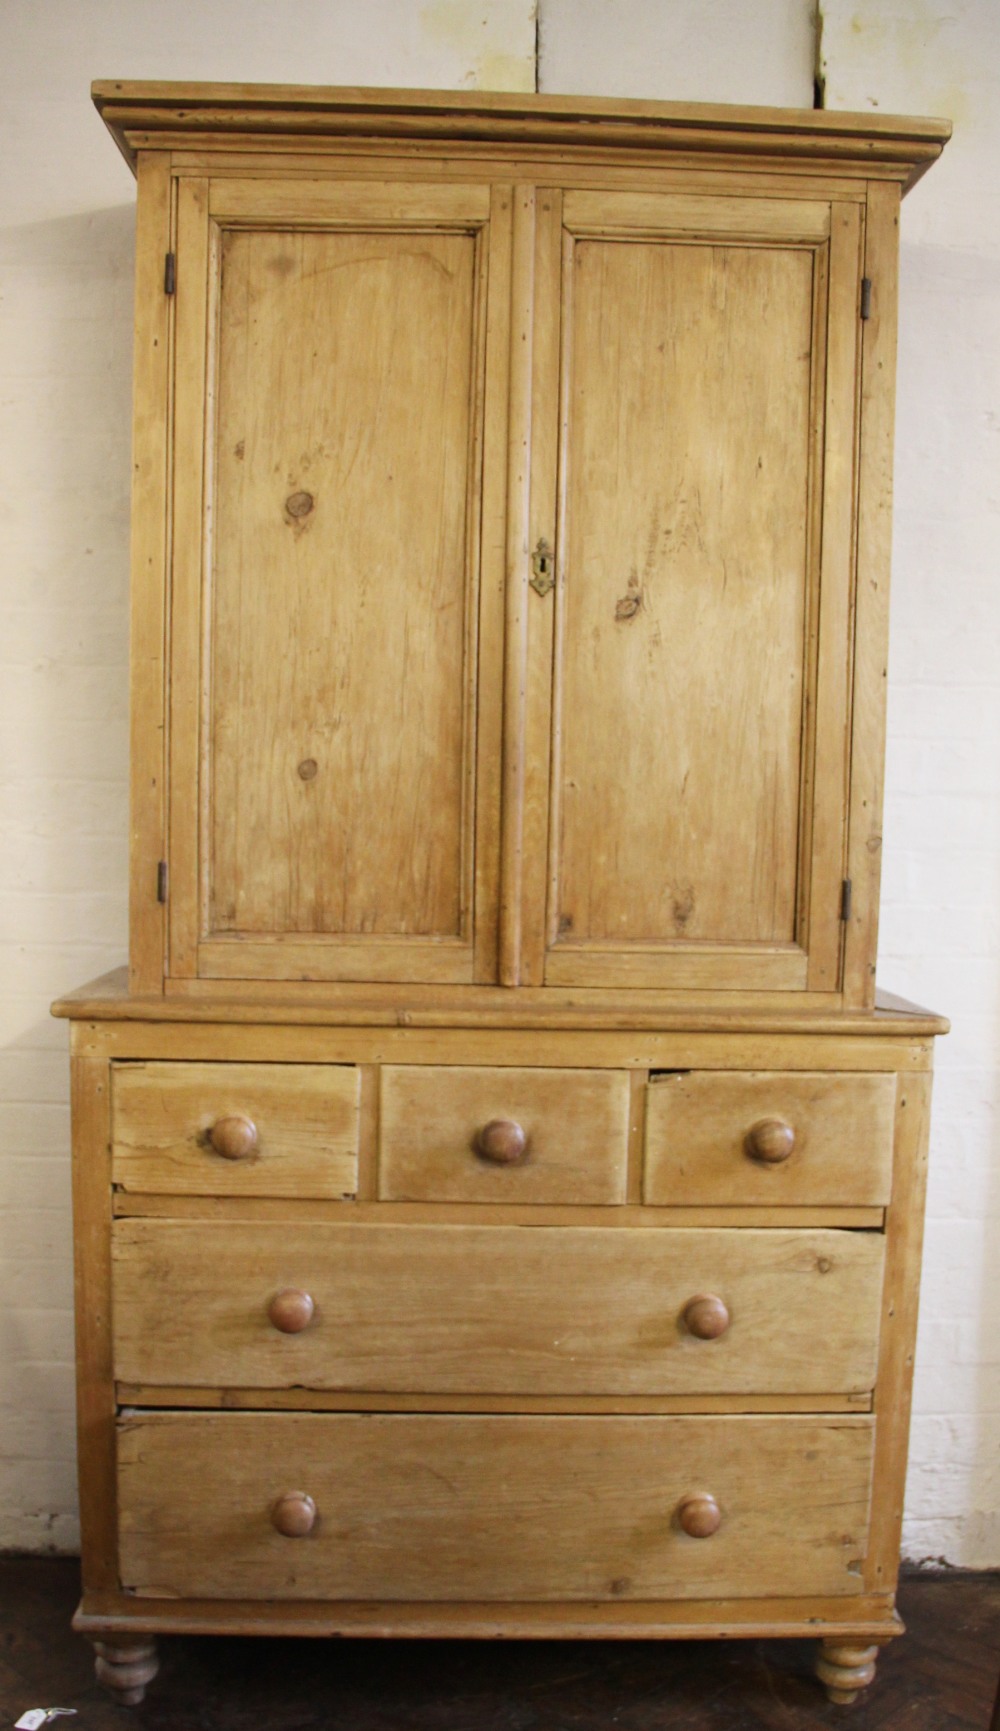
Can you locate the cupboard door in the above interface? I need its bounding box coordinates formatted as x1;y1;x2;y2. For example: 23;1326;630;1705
530;192;863;994
168;179;509;984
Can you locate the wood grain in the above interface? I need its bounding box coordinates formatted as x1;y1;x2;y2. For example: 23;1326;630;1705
804;200;863;992
115;1387;871;1415
127;153;172;994
167;176;211;978
70;1057;119;1594
378;1064;629;1204
209;220;480;959
644;1070;895;1206
91;82;950;195
72;1586;905;1641
550;227;814;978
116;1411;875;1601
52;966;949;1037
111;1060;359;1197
111;1220;885;1394
865;1070;931;1592
844;183;902;1008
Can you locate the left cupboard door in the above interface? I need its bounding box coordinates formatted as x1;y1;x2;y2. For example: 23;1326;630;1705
166;177;509;985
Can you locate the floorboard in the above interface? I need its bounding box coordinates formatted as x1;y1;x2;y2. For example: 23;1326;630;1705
0;1560;997;1729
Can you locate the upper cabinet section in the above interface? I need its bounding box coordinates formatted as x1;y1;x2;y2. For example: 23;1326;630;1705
100;84;949;1005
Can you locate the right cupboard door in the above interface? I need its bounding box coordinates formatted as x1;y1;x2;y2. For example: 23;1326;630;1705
533;190;864;995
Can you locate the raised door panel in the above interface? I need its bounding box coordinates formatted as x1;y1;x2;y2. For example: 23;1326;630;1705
168;178;508;984
531;191;862;993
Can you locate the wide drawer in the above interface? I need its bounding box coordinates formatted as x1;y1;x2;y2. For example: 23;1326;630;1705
117;1411;874;1601
112;1061;360;1197
112;1221;884;1394
643;1071;896;1206
379;1065;630;1204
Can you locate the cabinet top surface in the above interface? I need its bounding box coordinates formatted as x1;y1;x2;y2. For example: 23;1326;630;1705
51;968;949;1037
92;80;950;187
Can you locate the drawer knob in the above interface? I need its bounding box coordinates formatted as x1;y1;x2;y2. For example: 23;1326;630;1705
683;1294;730;1340
475;1118;528;1166
268;1289;315;1334
209;1114;258;1160
271;1492;316;1538
745;1116;795;1164
677;1493;722;1539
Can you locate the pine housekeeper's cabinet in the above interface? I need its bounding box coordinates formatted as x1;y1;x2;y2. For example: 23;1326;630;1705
54;83;950;1709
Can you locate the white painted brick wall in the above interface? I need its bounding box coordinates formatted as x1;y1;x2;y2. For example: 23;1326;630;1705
2;0;995;1568
821;0;1000;1570
0;0;537;1557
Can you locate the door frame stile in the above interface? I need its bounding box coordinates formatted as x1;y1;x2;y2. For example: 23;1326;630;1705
497;184;537;986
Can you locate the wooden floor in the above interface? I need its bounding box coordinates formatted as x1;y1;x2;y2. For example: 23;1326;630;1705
1;1561;997;1729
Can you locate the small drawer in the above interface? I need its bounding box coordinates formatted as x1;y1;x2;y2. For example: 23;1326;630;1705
643;1071;896;1206
112;1220;884;1395
111;1061;359;1198
379;1065;630;1204
117;1410;874;1601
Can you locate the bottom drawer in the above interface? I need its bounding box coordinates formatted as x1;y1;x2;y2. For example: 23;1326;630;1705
117;1412;873;1602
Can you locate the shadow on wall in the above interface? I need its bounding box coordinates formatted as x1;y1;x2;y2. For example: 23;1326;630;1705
1;201;135;1551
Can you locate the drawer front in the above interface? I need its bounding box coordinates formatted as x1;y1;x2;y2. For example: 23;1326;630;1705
379;1065;630;1204
117;1411;874;1601
112;1220;884;1394
112;1061;360;1198
643;1071;896;1206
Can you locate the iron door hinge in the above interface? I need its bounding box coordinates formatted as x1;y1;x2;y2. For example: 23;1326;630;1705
840;877;853;921
157;860;168;903
860;277;872;320
164;252;176;295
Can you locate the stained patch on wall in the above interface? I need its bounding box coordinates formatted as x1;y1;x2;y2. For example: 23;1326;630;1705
420;0;537;90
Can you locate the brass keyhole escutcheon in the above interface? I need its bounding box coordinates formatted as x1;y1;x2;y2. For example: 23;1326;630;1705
529;538;555;597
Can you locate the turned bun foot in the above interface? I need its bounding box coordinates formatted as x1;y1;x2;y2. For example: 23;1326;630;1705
92;1637;159;1705
815;1638;880;1705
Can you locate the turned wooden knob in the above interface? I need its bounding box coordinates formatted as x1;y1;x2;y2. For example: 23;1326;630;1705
271;1492;316;1537
475;1118;528;1165
744;1116;795;1164
683;1294;730;1340
268;1289;315;1334
209;1114;258;1160
676;1493;722;1538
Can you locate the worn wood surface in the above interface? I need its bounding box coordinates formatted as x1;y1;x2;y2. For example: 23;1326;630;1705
114;1387;871;1414
845;182;902;1009
53;965;950;1033
803;200;863;993
111;1220;884;1394
166;176;211;978
5;1559;996;1725
116;1411;874;1601
127;153;172;994
91;83;951;196
378;1064;630;1204
112;1060;359;1197
865;1068;933;1594
207;203;483;969
644;1069;896;1206
69;1059;118;1595
551;227;813;975
112;1194;884;1228
59;91;950;1707
67;1014;935;1071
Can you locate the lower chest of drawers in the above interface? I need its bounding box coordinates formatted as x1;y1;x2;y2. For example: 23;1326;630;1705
91;1034;914;1613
